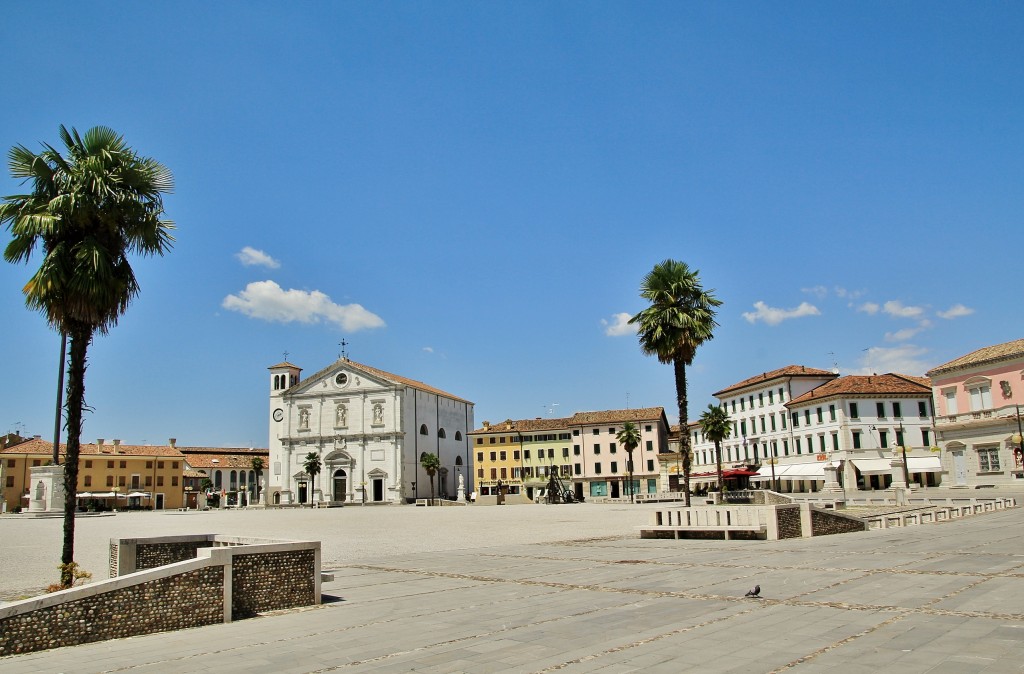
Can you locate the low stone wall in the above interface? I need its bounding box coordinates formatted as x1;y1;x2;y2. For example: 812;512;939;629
0;535;320;657
810;508;868;536
776;505;803;539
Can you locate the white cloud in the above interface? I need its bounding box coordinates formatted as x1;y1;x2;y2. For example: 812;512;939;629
222;280;385;332
422;346;434;353
835;287;865;300
235;246;281;269
937;303;975;319
742;301;820;326
802;285;828;299
884;319;933;342
882;300;925;319
854;345;930;376
602;312;636;337
857;302;880;315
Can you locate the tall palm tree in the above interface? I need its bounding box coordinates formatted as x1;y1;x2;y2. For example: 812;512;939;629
251;456;265;500
629;259;721;507
1;126;173;587
303;452;322;507
698;404;732;492
616;422;642;503
420;452;440;504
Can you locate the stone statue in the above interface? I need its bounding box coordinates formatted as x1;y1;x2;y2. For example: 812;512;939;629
373;403;384;425
336;404;347;427
299;408;310;429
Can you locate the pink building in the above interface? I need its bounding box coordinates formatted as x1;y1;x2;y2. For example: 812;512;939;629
927;338;1024;488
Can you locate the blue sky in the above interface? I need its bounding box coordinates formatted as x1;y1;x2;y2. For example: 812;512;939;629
2;2;1021;447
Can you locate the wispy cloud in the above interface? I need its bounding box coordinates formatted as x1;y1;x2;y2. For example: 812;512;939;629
802;285;828;300
937;303;975;320
742;301;820;326
835;287;865;301
855;345;930;376
422;346;434;353
882;300;925;319
222;280;385;332
235;246;281;269
602;312;636;337
857;302;880;315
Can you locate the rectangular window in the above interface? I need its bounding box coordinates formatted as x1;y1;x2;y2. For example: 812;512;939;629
145;476;152;487
647;459;654;471
805;410;811;425
476;438;483;445
852;431;862;449
611;461;618;473
523;450;531;460
646;440;653;452
876;402;886;418
892;402;902;419
819;436;826;452
770;415;776;431
795;438;801;454
489;452;496;461
879;431;888;447
547;448;554;459
171;476;179;487
850;402;859;419
172;461;179;470
895;429;904;446
107;460;114;468
106;475;114;487
562;448;569;458
758;393;763;407
592;429;599;435
594;463;602;475
645;425;652;432
969;386;992;412
489;437;496;444
573;430;580;436
499;451;506;461
731;400;736;413
919;401;928;417
768;390;774;404
477;452;483;462
608;427;615;434
4;476;13;488
791;412;799;429
609;443;617;454
156;476;163;487
477;468;483;478
500;467;507;479
816;408;823;424
781;413;787;430
574;463;581;475
783;440;789;456
760;417;766;433
922;429;931;446
594;444;601;454
778;387;785;402
119;476;127;487
5;459;13;468
573;445;581;455
944;389;958;415
155;461;162;469
740;398;745;411
978;448;1000;472
490;468;497;479
513;450;520;460
829;405;836;422
831;432;839;451
499;437;506;444
83;475;92;487
740;420;747;435
85;460;93;469
749;395;754;409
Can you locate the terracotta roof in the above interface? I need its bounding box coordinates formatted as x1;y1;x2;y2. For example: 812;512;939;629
184;453;266;470
183;469;208;478
926;338;1024;377
0;438;185;458
567;407;666;426
787;373;931;405
714;365;838;397
471;417;572;434
287;358;472;404
267;361;301;370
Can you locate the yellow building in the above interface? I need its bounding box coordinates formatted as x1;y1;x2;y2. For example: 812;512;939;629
0;437;187;511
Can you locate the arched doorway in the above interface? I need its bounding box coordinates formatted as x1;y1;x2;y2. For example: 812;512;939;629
333;469;348;502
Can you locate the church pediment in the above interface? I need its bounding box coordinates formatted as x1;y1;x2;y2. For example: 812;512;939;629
284;358;397;398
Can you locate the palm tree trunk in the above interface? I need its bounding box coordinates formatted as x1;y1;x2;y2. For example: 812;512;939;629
715;440;723;493
673;358;691;507
61;323;90;587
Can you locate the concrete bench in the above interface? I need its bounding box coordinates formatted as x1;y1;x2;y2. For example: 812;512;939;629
640;523;767;540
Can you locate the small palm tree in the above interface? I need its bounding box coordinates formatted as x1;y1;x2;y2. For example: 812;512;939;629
303;452;322;507
630;259;721;507
616;422;642;503
698;404;732;492
420;452;440;504
251;456;265;499
1;126;173;587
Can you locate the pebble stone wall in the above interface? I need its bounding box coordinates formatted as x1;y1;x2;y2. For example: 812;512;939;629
135;541;213;572
232;550;316;619
811;508;869;535
776;505;803;539
0;566;223;656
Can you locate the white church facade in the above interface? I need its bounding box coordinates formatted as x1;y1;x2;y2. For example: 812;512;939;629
267;358;474;505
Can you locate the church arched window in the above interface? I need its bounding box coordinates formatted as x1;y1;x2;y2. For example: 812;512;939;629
455;431;462;441
438;428;447;439
420;424;429;435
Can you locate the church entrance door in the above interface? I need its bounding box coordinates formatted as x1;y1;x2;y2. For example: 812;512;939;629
333;469;347;502
298;482;308;504
372;478;384;502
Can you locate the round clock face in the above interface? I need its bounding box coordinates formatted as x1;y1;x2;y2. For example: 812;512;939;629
335;372;348;386
273;408;284;422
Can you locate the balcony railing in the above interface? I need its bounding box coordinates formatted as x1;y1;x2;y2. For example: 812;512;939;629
936;404;1019;426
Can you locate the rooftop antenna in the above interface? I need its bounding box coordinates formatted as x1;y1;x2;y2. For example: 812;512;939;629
545;403;560;416
828;352;839;375
626;392;631;409
339;339;348;361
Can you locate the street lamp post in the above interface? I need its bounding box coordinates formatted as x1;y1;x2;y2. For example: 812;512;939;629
897;422;910;486
1012;405;1024;469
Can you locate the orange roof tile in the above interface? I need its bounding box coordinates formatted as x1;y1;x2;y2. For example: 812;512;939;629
714;365;838;397
471;417;571;434
0;438;185;458
787;373;931;405
926;338;1024;376
568;407;666;426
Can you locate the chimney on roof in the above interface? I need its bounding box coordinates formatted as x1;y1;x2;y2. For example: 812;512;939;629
97;438;104;446
482;421;490;429
801;366;806;372
169;438;176;448
113;439;121;447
